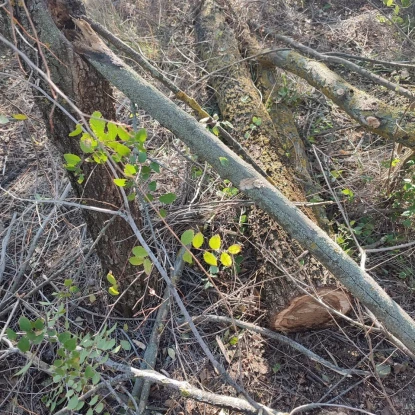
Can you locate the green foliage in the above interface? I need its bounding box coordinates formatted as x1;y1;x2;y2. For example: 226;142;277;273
66;113;177;208
7;305;127;414
179;230;243;283
378;0;413;28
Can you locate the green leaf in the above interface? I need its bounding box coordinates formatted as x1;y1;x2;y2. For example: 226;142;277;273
75;401;85;411
69;124;82;136
181;230;194;245
124;164;137;176
64;337;77;351
209;265;219;274
114;143;131;157
19;317;32;332
89;111;105;136
106;272;117;285
120;340;131;351
203;252;217;266
150;161;160;172
143;258;152;275
64;279;73;287
209;234;221;250
89;395;99;406
129;256;144;266
220;252;232;267
86;409;93;415
219;157;229;167
58;332;71;343
138;151;147;163
133;128;147;143
106;122;118;141
95;402;104;413
132;246;149;258
80;134;98;153
0;115;9;124
252;116;262;126
127;192;136;201
12;113;28;120
67;396;79;410
229;336;238;345
109;286;120;296
85;365;95;378
159;209;167;218
227;244;241;254
113;178;127;187
6;328;17;341
183;250;193;264
192;232;204;249
17;337;30;353
117;126;131;141
64;153;81;166
92;372;101;385
159;193;177;204
148;181;157;191
145;193;154;202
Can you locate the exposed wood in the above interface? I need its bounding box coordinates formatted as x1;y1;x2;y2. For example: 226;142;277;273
270;287;351;332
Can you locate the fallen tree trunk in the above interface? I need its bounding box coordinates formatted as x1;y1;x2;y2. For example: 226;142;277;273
59;17;415;351
194;0;333;327
256;48;415;147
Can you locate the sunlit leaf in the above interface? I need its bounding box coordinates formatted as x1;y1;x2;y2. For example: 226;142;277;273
192;232;204;249
108;286;119;296
106;272;117;286
132;246;148;258
209;234;221;250
143;258;152;275
227;244;241;254
220;252;232;267
80;134;98;153
219;157;229;167
12;113;28;120
114;143;130;157
183;250;193;264
117;126;131;141
113;178;127;187
89;111;105;137
64;153;81;166
69;124;82;137
133;128;147;143
129;257;144;266
124;164;137;176
203;251;217;266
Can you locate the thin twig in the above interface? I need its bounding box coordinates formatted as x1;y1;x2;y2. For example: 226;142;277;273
133;246;188;412
0;211;17;284
196;315;369;377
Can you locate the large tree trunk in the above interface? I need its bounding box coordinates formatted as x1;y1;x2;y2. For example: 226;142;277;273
0;0;144;314
194;0;341;329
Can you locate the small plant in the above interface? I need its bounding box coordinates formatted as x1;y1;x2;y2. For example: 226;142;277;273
6;306;128;414
244;116;262;140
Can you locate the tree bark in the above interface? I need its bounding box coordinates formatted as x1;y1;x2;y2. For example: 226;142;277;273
0;0;144;314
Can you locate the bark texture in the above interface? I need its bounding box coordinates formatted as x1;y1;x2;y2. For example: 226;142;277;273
258;49;415;147
194;0;333;320
1;0;144;314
